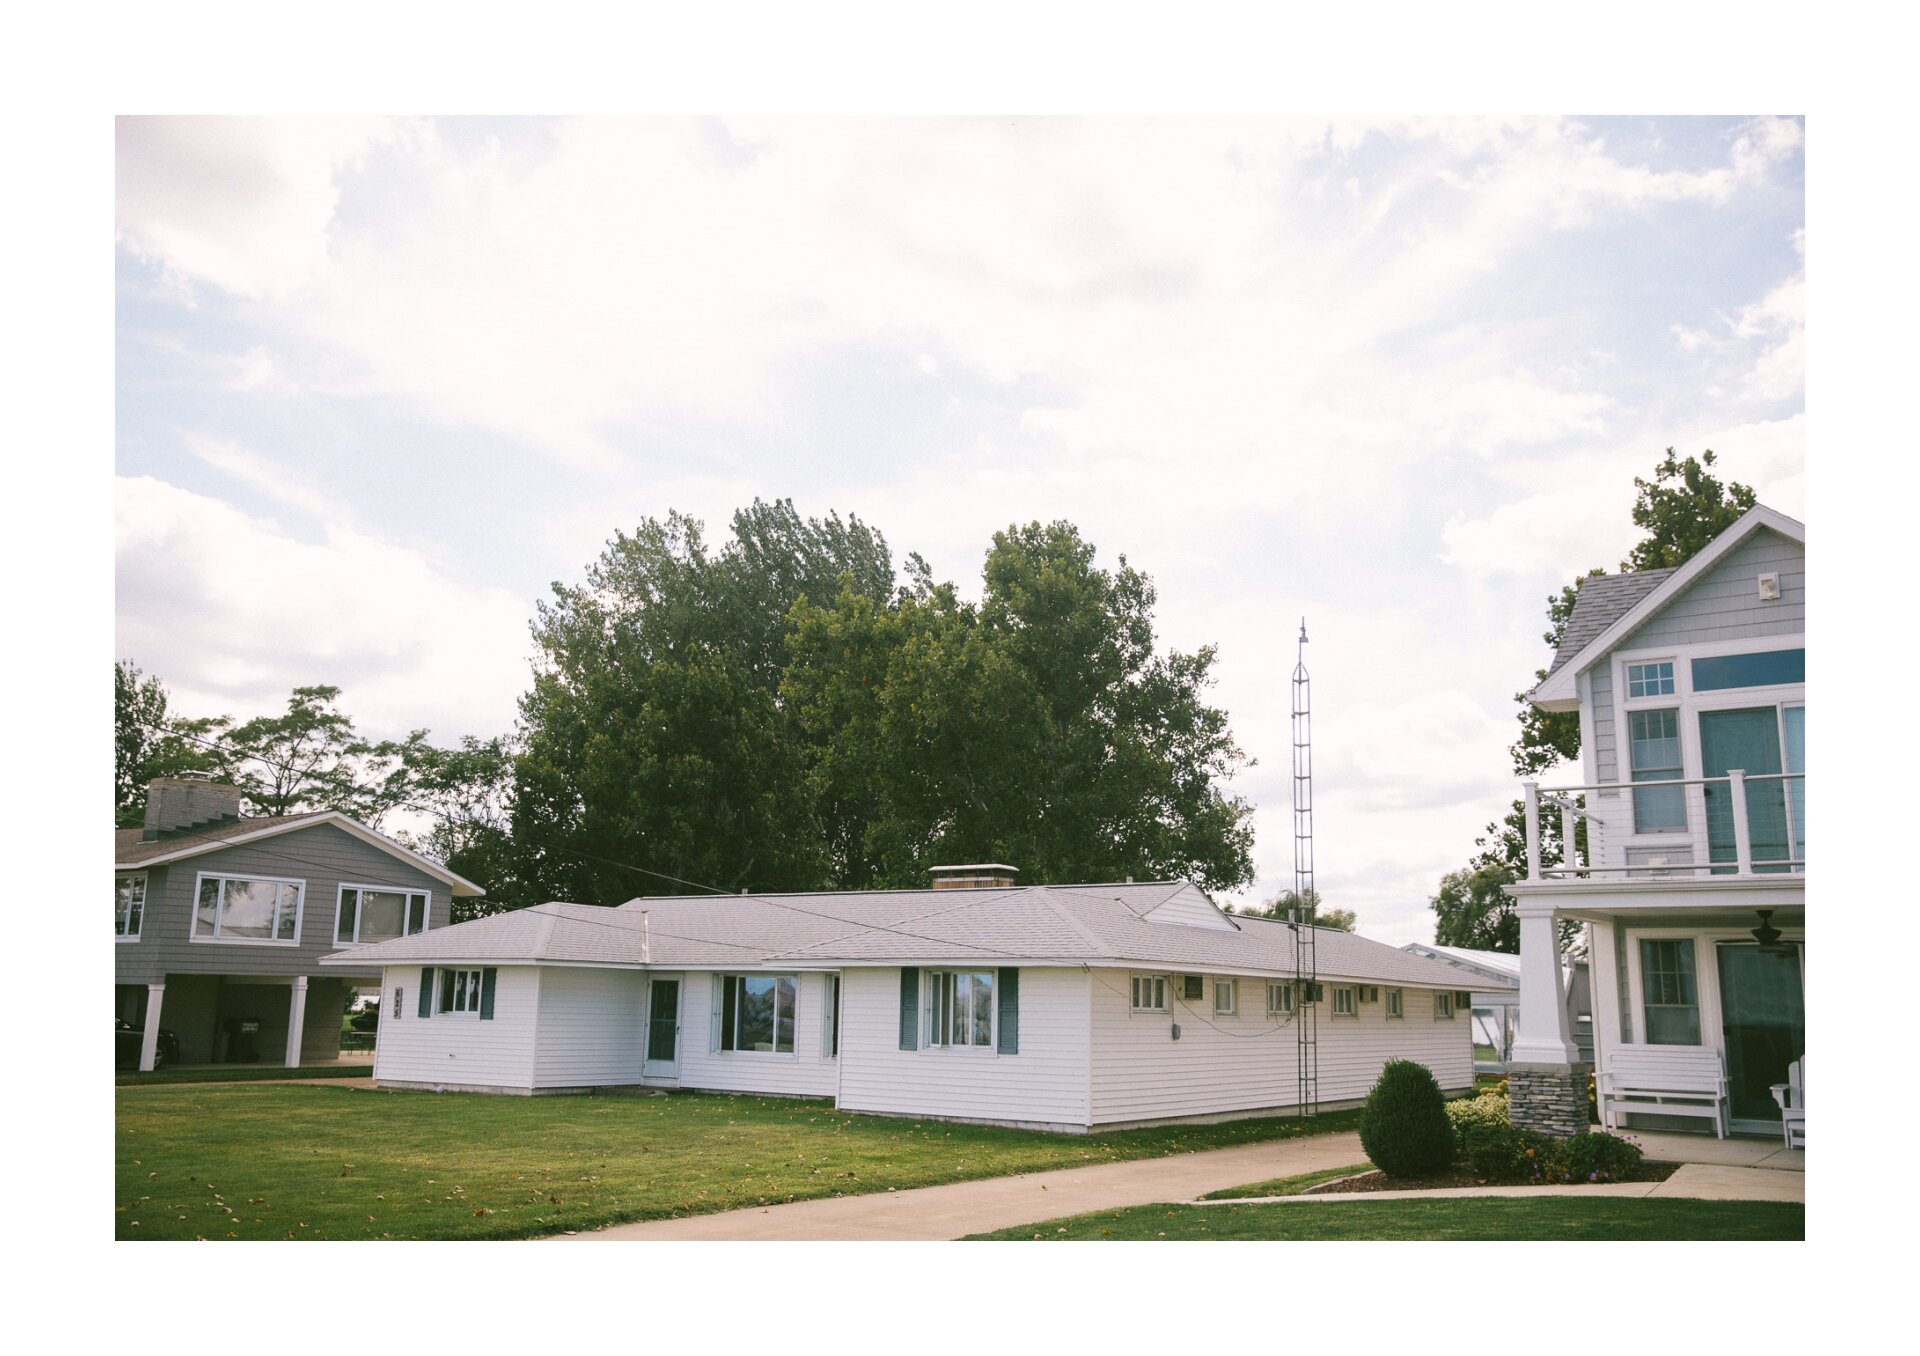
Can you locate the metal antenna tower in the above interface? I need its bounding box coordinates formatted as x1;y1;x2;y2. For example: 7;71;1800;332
1291;618;1319;1119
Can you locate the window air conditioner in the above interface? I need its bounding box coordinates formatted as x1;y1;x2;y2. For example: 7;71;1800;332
1357;986;1380;1003
1179;975;1206;1002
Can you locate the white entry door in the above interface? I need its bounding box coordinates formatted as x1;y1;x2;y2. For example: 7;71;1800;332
643;976;682;1079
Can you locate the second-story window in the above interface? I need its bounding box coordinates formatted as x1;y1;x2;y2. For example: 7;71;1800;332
1629;708;1686;831
116;875;146;940
336;887;430;945
1626;660;1676;697
193;874;303;944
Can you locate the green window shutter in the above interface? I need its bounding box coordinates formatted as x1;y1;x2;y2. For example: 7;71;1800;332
418;968;435;1019
480;968;498;1020
997;967;1019;1054
899;968;920;1050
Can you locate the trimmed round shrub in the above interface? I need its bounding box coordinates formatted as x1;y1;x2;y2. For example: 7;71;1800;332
1563;1130;1643;1182
1360;1059;1456;1179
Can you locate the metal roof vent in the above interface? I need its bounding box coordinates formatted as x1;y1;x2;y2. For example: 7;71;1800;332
928;863;1021;890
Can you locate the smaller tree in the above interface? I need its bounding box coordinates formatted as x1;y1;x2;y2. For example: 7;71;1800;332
1238;888;1352;929
222;686;409;825
1359;1059;1456;1179
114;660;232;826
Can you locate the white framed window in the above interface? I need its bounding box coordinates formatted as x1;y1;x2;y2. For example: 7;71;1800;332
823;974;841;1058
1385;988;1403;1019
1331;986;1356;1017
116;874;146;940
1640;938;1701;1044
716;974;798;1053
1434;991;1455;1020
335;885;430;945
191;872;304;945
438;967;484;1015
1628;708;1686;831
1266;981;1294;1015
1626;660;1676;698
928;970;995;1048
1130;974;1168;1013
1213;978;1237;1015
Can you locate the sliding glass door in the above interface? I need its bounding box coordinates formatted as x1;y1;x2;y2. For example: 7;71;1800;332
1699;707;1794;871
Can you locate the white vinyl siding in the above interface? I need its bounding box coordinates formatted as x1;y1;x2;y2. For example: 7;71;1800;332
531;967;648;1087
836;967;1090;1129
1089;973;1472;1125
373;965;539;1089
674;972;839;1099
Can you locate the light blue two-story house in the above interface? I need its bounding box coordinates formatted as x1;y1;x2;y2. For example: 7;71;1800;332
1505;504;1804;1141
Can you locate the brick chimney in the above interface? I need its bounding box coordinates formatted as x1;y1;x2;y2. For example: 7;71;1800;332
143;774;246;841
929;863;1020;890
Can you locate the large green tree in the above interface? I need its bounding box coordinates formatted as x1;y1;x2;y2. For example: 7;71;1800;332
514;505;1256;904
1234;888;1354;931
511;501;893;903
783;521;1255;892
1434;449;1757;951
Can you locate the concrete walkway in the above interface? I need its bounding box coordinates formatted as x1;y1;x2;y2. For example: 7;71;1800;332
556;1131;1371;1241
558;1126;1805;1240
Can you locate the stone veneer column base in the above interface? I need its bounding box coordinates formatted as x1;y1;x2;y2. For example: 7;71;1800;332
1508;1062;1593;1137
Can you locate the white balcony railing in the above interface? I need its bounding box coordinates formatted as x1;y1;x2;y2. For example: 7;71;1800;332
1522;771;1805;882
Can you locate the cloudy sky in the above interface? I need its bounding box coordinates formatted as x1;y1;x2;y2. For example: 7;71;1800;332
113;115;1805;941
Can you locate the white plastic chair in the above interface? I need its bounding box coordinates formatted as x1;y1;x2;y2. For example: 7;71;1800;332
1770;1056;1805;1149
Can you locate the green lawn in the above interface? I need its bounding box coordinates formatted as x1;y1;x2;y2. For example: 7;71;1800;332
115;1085;1359;1240
1199;1164;1370;1199
116;1063;373;1087
969;1196;1805;1240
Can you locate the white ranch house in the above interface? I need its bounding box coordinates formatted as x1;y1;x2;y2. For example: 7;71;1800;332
324;870;1484;1132
1506;504;1805;1142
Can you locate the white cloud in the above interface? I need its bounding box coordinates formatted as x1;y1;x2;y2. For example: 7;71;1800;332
116;117;399;301
117;116;1799;484
115;476;531;742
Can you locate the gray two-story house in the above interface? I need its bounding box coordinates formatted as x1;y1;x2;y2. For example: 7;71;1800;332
115;776;483;1070
1505;504;1804;1140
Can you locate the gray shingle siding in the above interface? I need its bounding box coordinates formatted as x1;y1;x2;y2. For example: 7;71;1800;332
1582;527;1803;786
1618;529;1804;653
114;820;453;985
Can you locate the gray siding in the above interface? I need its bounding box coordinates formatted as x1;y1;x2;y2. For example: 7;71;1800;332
1621;529;1805;653
1591;664;1618;783
114;821;454;986
1585;528;1804;789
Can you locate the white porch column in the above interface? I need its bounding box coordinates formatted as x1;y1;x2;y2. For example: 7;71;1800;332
139;982;167;1071
285;976;309;1068
1510;907;1577;1065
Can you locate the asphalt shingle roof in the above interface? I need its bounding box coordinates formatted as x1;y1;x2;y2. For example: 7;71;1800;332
1543;568;1675;678
325;882;1482;989
114;813;330;866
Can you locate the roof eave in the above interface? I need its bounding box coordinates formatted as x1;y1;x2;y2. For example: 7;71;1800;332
1528;503;1804;709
